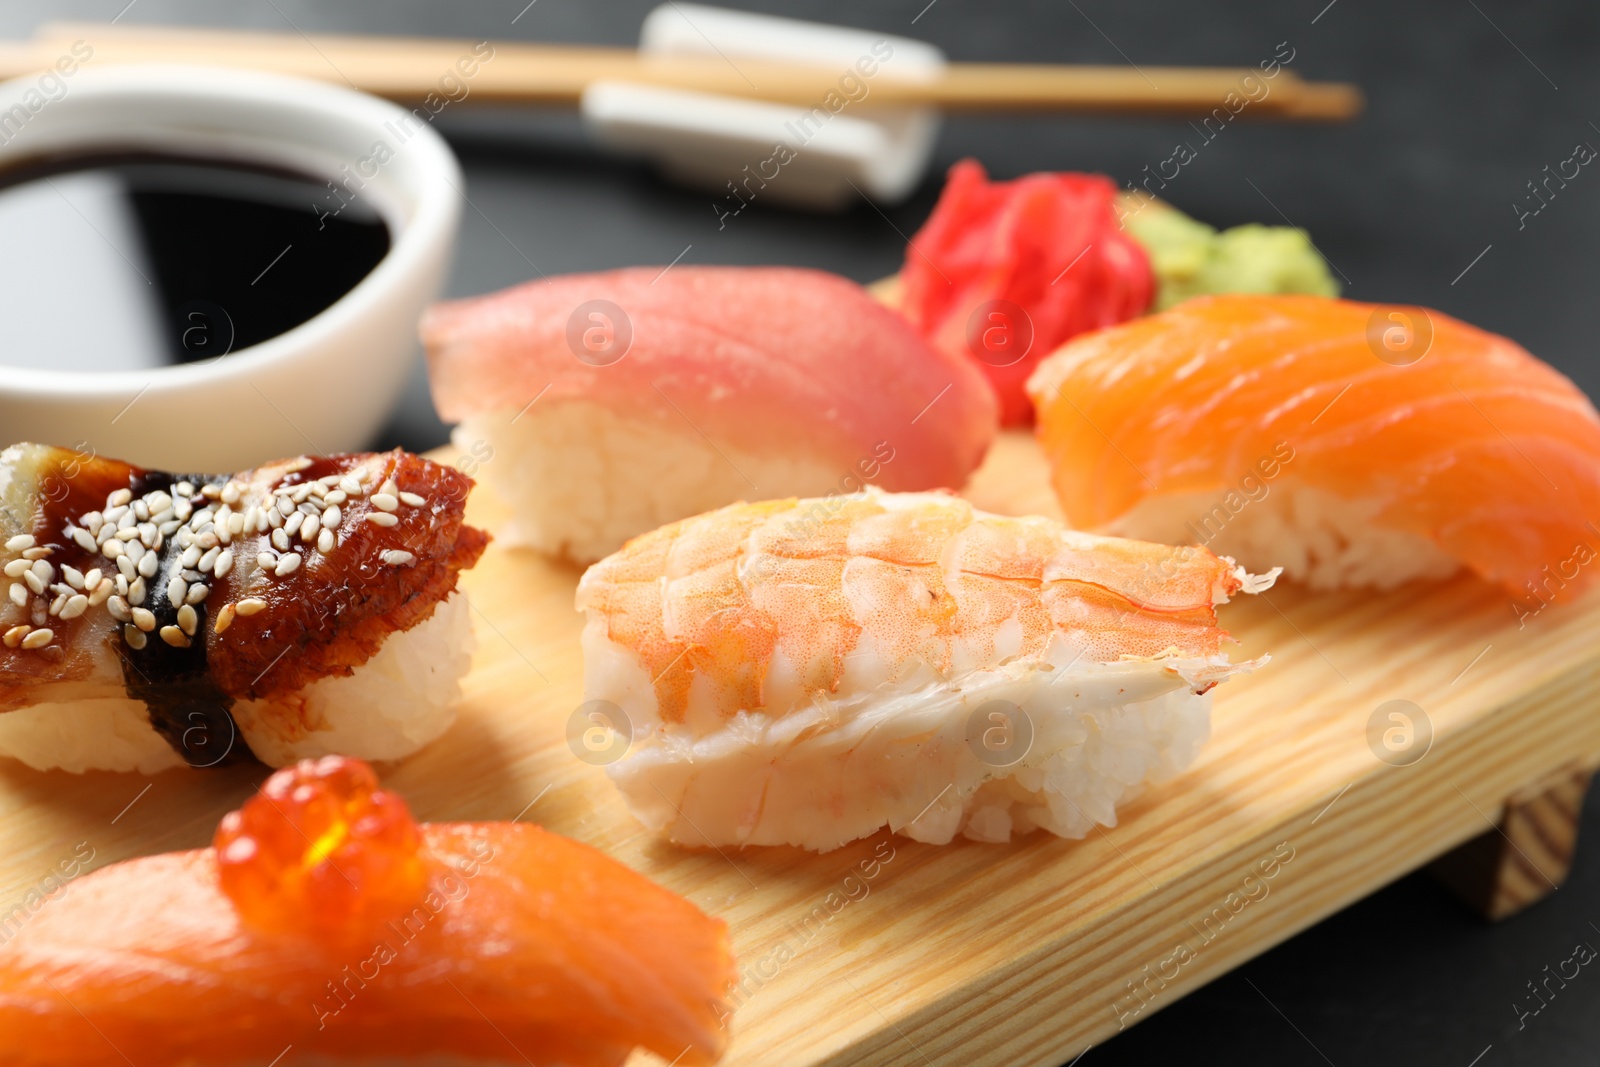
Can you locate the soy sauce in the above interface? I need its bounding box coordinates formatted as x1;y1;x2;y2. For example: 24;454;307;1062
0;150;390;372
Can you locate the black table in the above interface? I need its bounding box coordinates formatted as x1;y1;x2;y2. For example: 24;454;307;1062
9;1;1597;1063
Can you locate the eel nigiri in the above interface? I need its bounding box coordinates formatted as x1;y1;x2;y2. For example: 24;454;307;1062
422;266;999;565
0;443;488;773
0;756;734;1066
576;488;1274;852
1027;295;1600;601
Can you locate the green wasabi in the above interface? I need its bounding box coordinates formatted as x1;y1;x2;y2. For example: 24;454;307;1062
1118;194;1341;311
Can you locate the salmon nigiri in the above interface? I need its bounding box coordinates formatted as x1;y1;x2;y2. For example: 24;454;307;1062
577;488;1274;852
423;266;999;564
1028;295;1600;607
0;757;734;1066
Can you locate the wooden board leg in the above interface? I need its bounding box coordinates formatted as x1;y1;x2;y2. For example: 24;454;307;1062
1428;762;1594;921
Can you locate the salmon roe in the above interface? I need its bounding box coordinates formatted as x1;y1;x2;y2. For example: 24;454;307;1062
215;756;427;934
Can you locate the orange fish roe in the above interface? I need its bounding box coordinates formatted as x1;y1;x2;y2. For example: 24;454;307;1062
214;756;427;935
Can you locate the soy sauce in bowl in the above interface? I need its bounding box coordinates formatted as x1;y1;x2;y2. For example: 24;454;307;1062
0;151;390;372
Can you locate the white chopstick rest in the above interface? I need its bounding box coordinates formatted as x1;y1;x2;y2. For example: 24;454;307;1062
581;3;946;211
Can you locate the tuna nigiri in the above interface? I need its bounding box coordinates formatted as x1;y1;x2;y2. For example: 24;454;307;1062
576;488;1274;852
0;757;733;1066
1027;295;1600;605
422;266;999;565
0;443;487;773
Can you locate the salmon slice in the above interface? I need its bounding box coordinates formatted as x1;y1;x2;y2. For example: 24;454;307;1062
0;758;734;1066
1028;295;1600;601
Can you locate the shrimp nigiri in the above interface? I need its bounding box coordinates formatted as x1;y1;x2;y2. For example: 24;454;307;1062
1027;295;1600;608
0;757;734;1066
576;488;1274;852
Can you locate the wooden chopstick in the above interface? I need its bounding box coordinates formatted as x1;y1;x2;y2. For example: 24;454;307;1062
7;23;1361;120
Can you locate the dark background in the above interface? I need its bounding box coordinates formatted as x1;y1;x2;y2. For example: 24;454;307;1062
7;1;1599;1063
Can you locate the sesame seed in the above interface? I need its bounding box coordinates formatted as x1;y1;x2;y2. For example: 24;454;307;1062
317;528;335;555
102;504;127;523
284;511;305;537
365;512;399;528
176;481;195;496
115;527;139;543
186;584;209;605
20;547;51;560
31;560;53;584
173;500;192;523
268;509;285;531
309;482;328;500
115;575;129;596
380;479;399;497
88;579;113;607
221;482;241;505
339;476;361;495
136;553;159;579
117;510;136;531
275;553;302;577
167;575;188;605
324;490;347;507
201;484;221;500
103;540;125;563
82;512;103;534
159;520;181;538
115;555;135;580
62;566;84;590
256;552;277;571
72;529;97;552
84;568;101;590
177;604;198;636
198;547;220;572
48;591;66;616
149;508;174;526
123;541;144;565
214;602;236;633
227;512;246;536
131;608;156;632
180;546;201;569
301;514;320;543
123;625;147;650
196;531;219;550
129;578;147;606
399;492;426;507
21;628;53;650
270;528;290;552
59;595;87;620
108;596;132;622
214;550;234;578
371;493;399;513
133;500;150;522
3;560;27;578
2;625;27;647
109;489;132;507
318;474;342;486
382;550;416;567
139;525;157;549
159;625;189;648
292;484;315;504
236;598;268;617
4;534;34;552
322;505;342;529
7;583;25;608
22;571;44;595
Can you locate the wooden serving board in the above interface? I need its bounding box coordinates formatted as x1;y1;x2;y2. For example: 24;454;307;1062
3;432;1599;1067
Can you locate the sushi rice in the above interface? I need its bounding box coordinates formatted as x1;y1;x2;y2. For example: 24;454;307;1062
0;593;473;774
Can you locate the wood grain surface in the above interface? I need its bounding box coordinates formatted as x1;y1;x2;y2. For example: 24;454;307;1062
1;431;1596;1067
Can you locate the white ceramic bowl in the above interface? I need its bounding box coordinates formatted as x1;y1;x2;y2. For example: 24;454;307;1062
0;65;461;470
